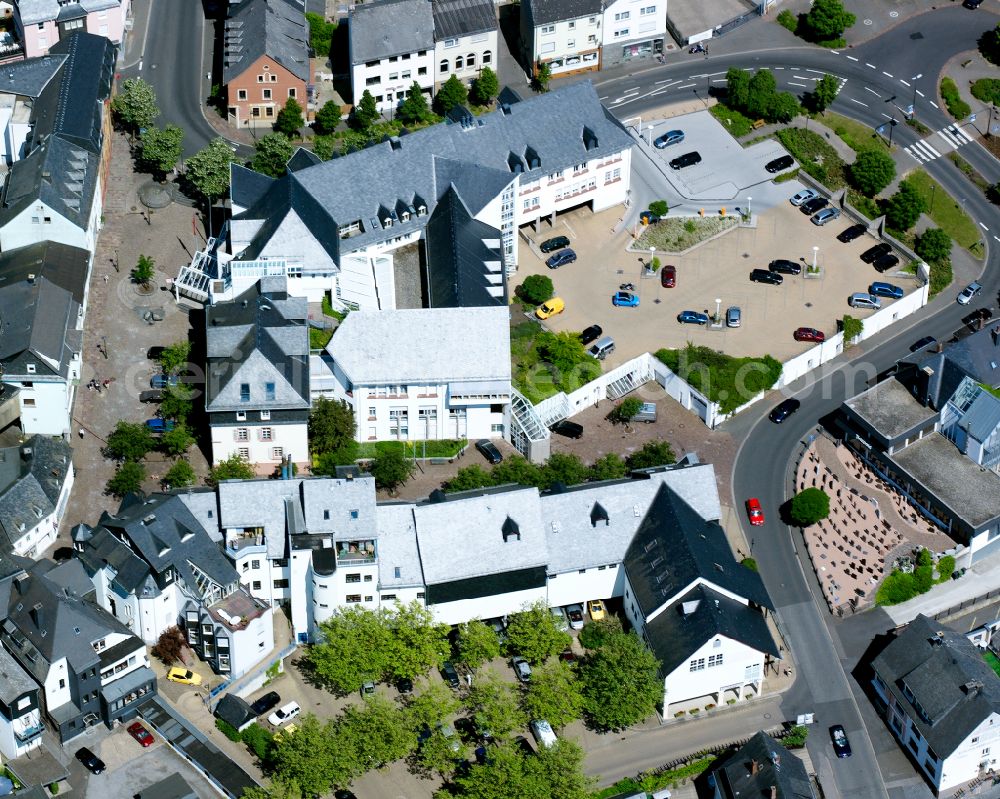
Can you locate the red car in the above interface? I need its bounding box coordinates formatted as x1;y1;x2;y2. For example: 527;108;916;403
746;498;765;526
127;721;155;747
793;327;825;343
660;264;677;288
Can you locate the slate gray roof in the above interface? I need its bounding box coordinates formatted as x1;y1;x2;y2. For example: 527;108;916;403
176;489;224;543
872;614;1000;758
218;478;306;559
135;772;199;799
15;0;122;26
233;81;632;261
76;526;152;596
0;642;37;704
326;306;511;385
45;32;116;153
223;0;310;84
230;164;276;211
376;504;423;589
0;53;67;98
956;385;1000;443
205;276;310;413
0;242;89;379
0;435;72;555
349;0;435;64
214;694;257;732
525;0;602;26
300;476;377;535
623;483;773;618
287;147;322;172
432;0;497;39
843;378;938;442
915;325;1000;406
711;731;814;799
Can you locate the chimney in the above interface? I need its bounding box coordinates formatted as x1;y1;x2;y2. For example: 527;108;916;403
992;325;1000;347
27;273;35;284
750;759;760;775
29;602;45;631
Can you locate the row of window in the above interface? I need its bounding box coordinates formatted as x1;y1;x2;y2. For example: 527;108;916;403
235;446;284;460
235;426;276;441
237;87;296;102
440;51;491;72
689;653;724;671
540;16;599;34
364;50;429;67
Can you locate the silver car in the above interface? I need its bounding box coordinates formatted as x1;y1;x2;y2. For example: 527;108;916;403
726;306;741;328
790;188;818;206
848;292;881;310
811;207;841;226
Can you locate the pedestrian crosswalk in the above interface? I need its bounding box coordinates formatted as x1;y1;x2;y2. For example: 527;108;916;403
904;124;976;163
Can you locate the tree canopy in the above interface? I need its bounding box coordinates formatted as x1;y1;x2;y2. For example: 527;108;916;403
369;449;416;494
349;91;379;132
398;82;433;126
107;461;146;498
471;66;499;107
250;133;294;177
112;77;159;134
208;454;256;485
455;619;502;669
305;12;337;57
580;629;662;730
504;601;571;664
467;674;527;740
517;274;554;304
185;138;237;200
435;74;469;115
804;0;856;41
915;228;952;263
523;659;584;729
138;125;184;179
805;73;840;113
309;397;357;458
885;179;927;232
105;421;155;461
789;487;830;526
275;97;305;138
849;149;896;197
624;440;676;470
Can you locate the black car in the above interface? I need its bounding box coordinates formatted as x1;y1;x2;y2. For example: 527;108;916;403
146;346;166;360
540;235;570;253
837;223;867;243
475;439;502;464
669;151;701;169
830;724;852;758
768;259;801;275
769;398;801;424
335;791;359;799
250;690;281;716
551;420;584;439
964;0;984;7
765;154;794;173
750;268;783;285
799;197;829;215
873;253;900;273
396;677;414;695
909;335;937;353
860;242;892;263
579;324;603;346
442;661;461;688
75;746;106;775
139;389;163;404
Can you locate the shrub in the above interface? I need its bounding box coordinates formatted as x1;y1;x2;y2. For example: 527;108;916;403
655;345;782;415
783;725;809;747
971;78;1000;106
216;718;242;741
776;9;797;32
152;626;187;665
849;149;896;197
517;274;554;305
940;78;971;121
648;199;669;216
241;723;274;760
741;557;758;572
709;103;753;137
790;487;830;526
842;314;863;343
776;127;846;189
937;555;956;581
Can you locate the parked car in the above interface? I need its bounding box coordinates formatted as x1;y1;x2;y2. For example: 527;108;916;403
487;618;507;643
442;661;461;688
639;210;661;224
545;248;577;269
750;269;783;285
612;291;639;307
873;253;900;273
800;197;828;215
677;310;709;325
127;721;155;748
475;439;502;465
669;151;701;169
964;0;984;8
765;154;794;173
549;606;570;631
837;223;867;243
250;691;281;716
269;701;301;727
536;297;565;319
551;420;584;439
540;235;570;253
860;242;892;263
746;497;765;526
790;188;818;206
794;327;826;343
149;374;179;389
811;207;841;226
588;599;606;621
588;336;616;360
166;667;202;686
530;719;558;748
512;656;532;683
146;346;166;360
957;281;984;305
565;604;585;630
909;335;937;353
146;418;176;433
830;724;852;757
632;402;657;423
726;306;742;328
769;259;801;275
660;264;677;287
361;681;376;696
579;324;603;346
848;292;881;310
334;792;359;799
869;281;904;299
769;398;801;424
75;746;106;775
396;678;414;695
654;129;685;148
139;389;163;404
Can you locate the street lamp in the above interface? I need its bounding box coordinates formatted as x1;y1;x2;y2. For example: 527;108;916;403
715;297;721;323
910;73;922;117
746;196;752;221
812;246;819;271
650;245;656;273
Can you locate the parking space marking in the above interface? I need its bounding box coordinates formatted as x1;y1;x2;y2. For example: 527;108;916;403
676;83;695;89
865;87;880;96
900;79;910;87
851;98;869;107
847;55;859;61
866;63;877;69
882;71;894;77
916;90;924;97
980;222;989;231
789;81;808;88
994;235;1000;243
793;74;817;81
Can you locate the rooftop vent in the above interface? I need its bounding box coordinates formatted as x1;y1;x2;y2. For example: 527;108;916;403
502;515;520;542
590;502;609;527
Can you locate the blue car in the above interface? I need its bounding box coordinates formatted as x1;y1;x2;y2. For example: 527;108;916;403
612;291;639;307
545;248;577;269
677;310;709;325
654;129;685;149
150;374;179;389
869;281;904;299
146;418;176;433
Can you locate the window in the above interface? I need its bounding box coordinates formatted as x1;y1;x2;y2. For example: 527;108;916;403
418;66;427;75
614;28;630;38
615;11;630;20
568;20;576;29
444;37;458;47
417;592;425;599
541;24;555;34
689;658;705;672
346;594;362;603
455;56;463;70
364;575;373;582
26;364;36;374
238;89;247;100
242;561;250;572
252;581;261;590
265;382;275;401
23;398;35;407
346;574;361;583
240;384;250;402
260;428;273;441
272;447;283;460
365;596;373;602
238;447;250;459
257;75;265;83
388;73;398;80
59;678;66;689
260;410;271;421
440;59;449;73
262;89;272;100
382;594;397;601
288;88;297;98
366;76;381;86
567;39;575;48
483;50;492;64
273;579;289;589
640;5;656;13
466;53;475;68
236;411;247;421
323;509;330;520
251;559;260;569
708;653;723;667
236;428;249;441
401;70;411;79
350;509;359;519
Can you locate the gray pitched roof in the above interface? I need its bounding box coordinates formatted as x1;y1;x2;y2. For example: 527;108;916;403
0;435;72;554
432;0;497;39
16;0;122;27
525;0;602;26
915;325;1000;405
349;0;435;63
205;276;310;413
218;478;306;559
376;504;423;588
711;731;814;799
76;526;152;596
45;32;117;153
0;53;67;98
872;614;1000;758
0;641;38;704
223;0;310;84
214;694;257;732
957;386;1000;443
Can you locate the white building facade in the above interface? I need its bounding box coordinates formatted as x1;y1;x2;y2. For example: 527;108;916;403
600;0;665;67
520;0;603;78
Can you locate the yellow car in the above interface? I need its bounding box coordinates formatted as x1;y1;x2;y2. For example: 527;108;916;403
273;723;298;743
535;297;565;320
166;667;203;686
588;600;606;621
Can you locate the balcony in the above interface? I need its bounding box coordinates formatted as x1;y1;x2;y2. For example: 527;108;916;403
15;721;43;744
336;540;377;566
227;537;266;554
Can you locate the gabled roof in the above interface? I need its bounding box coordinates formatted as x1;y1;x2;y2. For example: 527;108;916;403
0;53;67;98
872;614;1000;758
16;0;124;27
76;526;152;596
0;435;73;554
214;694;257;732
287;147;322;172
46;32;117;153
955;383;1000;442
432;0;497;39
914;325;1000;406
0;641;37;704
223;0;310;84
349;0;435;64
525;0;603;26
711;731;814;799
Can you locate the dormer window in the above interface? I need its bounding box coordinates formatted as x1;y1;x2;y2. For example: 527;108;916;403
260;410;271;421
265;382;275;401
26;364;36;374
240;383;250;402
236;411;247;421
416;205;427;217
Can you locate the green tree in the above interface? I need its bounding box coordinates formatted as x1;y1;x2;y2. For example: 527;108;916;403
208;453;256;485
313;135;335;161
539;452;589;488
624;440;676;470
308;606;393;693
915;228;952;262
726;67;751;112
445;465;496;493
534;62;552;93
139;125;184;180
648;199;669;217
746;69;778;119
804;0;856;41
163;459;197;489
491;455;542;487
448;742;537;797
314;100;342;135
159;341;192;375
105;421;155;461
241;778;304;799
580;630;661;731
588;453;626;482
107;461;147;497
767;92;800;123
530;740;593;799
885;179;927;231
250;133;294;177
160;423;195;457
517;274;554;304
471;66;499;107
505;601;571;664
537;331;589;375
132;254;155;288
980;23;1000;65
398;82;433;125
159;384;193;424
455;619;502;669
385;601;450;681
468;674;527;740
270;714;345;797
309;397;357;455
435;75;469;115
849;148;896;197
790;486;830;526
405;682;462;731
369;449;415;494
312;446;360;475
305;12;337;57
112;77;159;135
579;615;623;650
275;97;305;138
806;73;840;113
523;660;584;729
340;695;418;769
185;138;237;201
349;91;380;131
415;723;467;777
607;397;643;426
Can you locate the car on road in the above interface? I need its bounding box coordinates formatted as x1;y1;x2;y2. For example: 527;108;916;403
268;701;301;726
540;235;570;253
794;327;826;343
612;291;639;307
790;188;818;206
660;264;677;287
830;724;852;757
837;223;868;243
536;297;565;319
860;242;892;263
750;268;783;285
442;661;461;688
848;292;881;310
964;0;984;7
579;324;603;345
588;599;606;621
800;197;828;215
150;374;179;389
250;691;281;716
677;310;709;325
765;154;794;173
869;281;904;299
166;667;202;686
127;721;155;747
565;604;585;630
726;306;741;328
769;398;801;424
139;389;163;404
654;129;685;148
75;746;106;775
745;497;765;526
146;418;175;433
551;419;583;439
873;253;900;273
545;248;577;269
811;207;841;226
475;439;502;464
669;151;701;169
909;335;937;352
957;281;984;305
769;259;801;275
512;656;532;683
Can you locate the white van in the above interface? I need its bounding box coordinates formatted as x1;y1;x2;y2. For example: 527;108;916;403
530;719;558;748
588;336;615;360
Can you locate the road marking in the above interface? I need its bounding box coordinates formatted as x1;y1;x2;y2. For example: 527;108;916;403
676;83;695;89
930;100;939;108
865;87;880;96
806;68;825;74
900;79;910;87
980;222;989;231
656;79;680;86
789;81;808;88
866;63;876;69
994;236;1000;242
883;71;894;78
851;98;869;107
916;90;924;97
847;55;859;61
793;74;815;80
625;86;640;93
774;66;785;70
600;96;609;100
881;112;893;119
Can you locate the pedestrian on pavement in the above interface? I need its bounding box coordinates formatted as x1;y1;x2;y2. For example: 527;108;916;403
78;429;85;439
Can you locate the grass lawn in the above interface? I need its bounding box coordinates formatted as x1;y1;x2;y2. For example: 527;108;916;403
355;439;467;460
817;111;885;154
635;216;737;253
709;103;753;138
906;169;985;257
984;650;1000;679
775;128;847;190
511;320;602;404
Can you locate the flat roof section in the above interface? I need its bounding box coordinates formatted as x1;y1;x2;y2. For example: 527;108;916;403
890;433;1000;529
667;0;752;40
845;379;937;441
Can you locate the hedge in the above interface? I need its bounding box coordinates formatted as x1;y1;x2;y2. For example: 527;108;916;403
940;78;971;122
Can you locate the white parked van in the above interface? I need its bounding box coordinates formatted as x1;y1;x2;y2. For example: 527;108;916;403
530;719;558;748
